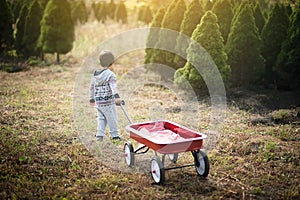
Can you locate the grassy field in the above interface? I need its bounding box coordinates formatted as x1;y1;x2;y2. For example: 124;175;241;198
0;20;299;199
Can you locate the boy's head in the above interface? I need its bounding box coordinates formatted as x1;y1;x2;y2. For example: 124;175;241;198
99;50;114;67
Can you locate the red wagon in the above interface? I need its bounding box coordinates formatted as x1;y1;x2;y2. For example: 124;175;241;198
121;103;210;184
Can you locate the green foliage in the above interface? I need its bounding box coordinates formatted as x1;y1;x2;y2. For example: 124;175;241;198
23;0;44;58
71;0;88;24
175;11;231;94
174;0;205;69
257;0;269;11
10;0;21;22
15;4;29;57
150;7;165;28
149;0;172;10
108;0;116;19
284;3;293;16
0;0;14;55
161;0;186;32
138;5;153;24
226;2;265;87
39;0;74;63
93;2;108;23
253;2;265;33
212;0;234;43
39;0;49;9
179;0;204;37
230;0;249;27
261;3;290;84
275;4;300;90
150;0;187;77
204;0;215;11
144;7;165;65
115;1;127;24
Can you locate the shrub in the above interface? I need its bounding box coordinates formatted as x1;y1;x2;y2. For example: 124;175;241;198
226;2;264;87
150;0;187;78
175;11;231;94
173;0;205;69
38;0;74;63
261;3;290;85
0;0;14;55
115;1;127;24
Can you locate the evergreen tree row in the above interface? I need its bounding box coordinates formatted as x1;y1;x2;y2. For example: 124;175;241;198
1;0;130;62
145;0;300;92
1;0;77;62
138;5;153;24
92;0;128;24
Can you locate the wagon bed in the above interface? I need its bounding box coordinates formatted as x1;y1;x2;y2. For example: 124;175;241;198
125;120;207;154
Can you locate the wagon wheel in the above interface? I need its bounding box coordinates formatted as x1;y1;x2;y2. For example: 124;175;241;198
150;157;165;184
193;150;209;177
167;153;179;163
124;142;134;166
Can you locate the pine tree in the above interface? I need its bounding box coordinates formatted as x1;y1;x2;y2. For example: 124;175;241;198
39;0;49;9
91;1;97;19
138;5;153;24
95;2;108;23
261;3;290;85
150;0;187;77
253;2;265;34
38;0;74;63
150;0;172;10
284;4;292;17
212;0;234;43
144;7;166;65
175;11;231;94
71;0;88;24
115;1;127;24
180;0;204;38
226;2;264;87
231;0;249;27
174;0;205;69
143;6;153;24
108;0;116;20
15;4;29;57
11;0;21;23
0;0;14;55
23;0;43;58
138;6;146;23
275;4;300;90
204;0;214;11
257;0;269;12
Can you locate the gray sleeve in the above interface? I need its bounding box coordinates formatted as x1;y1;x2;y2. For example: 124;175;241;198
89;76;95;100
109;74;119;96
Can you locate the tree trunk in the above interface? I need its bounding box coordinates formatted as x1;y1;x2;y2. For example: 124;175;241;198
56;52;60;63
40;50;44;61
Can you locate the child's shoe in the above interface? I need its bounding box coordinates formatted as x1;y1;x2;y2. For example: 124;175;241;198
96;136;104;141
112;136;122;141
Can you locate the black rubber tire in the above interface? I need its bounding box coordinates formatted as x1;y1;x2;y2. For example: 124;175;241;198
124;142;134;166
194;150;209;177
150;157;165;184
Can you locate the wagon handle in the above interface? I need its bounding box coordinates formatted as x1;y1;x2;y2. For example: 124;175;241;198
120;100;133;124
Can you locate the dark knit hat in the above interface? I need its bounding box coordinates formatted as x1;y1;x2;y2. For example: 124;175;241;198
99;50;114;67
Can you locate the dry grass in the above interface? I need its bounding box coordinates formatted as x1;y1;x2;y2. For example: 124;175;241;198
0;20;299;199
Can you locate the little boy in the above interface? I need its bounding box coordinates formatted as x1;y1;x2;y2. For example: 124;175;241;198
89;50;122;141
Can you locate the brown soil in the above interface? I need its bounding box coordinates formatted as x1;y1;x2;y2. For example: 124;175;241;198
0;58;299;199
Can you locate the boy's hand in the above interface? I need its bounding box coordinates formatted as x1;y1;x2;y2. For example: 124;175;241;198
115;98;122;106
89;99;95;106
